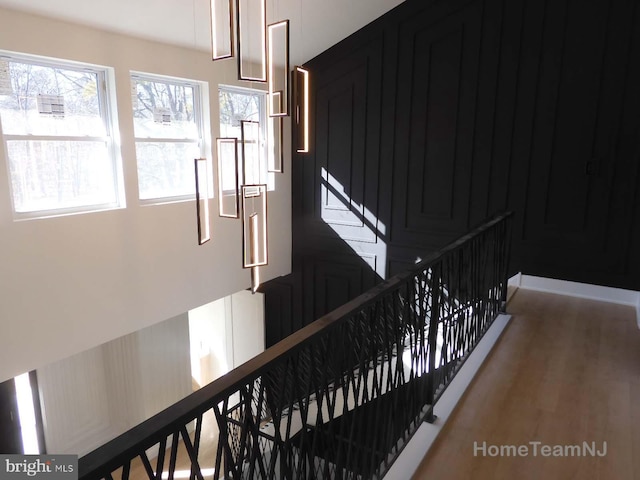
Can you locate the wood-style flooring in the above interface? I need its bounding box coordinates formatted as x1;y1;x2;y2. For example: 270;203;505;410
412;289;640;480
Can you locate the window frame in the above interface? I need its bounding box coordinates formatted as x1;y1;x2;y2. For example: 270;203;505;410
0;51;123;219
131;72;207;204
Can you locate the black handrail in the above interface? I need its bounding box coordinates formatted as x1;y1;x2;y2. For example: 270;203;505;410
79;211;513;480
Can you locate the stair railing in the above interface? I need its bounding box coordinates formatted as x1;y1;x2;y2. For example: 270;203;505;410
79;212;513;480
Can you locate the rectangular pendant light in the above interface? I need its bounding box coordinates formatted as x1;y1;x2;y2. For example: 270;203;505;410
216;138;239;218
294;66;310;153
242;184;268;268
251;266;260;293
241;120;261;184
237;0;267;82
267;116;283;173
194;158;211;245
211;0;234;60
268;20;290;116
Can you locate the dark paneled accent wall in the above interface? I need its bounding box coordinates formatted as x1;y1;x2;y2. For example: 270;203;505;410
263;0;640;346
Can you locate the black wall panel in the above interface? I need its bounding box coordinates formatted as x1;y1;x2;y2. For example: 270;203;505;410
262;0;640;346
508;0;639;286
263;279;299;348
392;0;482;245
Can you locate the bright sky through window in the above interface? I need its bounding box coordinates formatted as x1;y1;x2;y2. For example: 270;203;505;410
0;54;120;215
132;74;204;201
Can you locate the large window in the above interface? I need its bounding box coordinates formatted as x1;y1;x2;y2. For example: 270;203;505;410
0;53;121;216
132;74;205;201
218;85;269;188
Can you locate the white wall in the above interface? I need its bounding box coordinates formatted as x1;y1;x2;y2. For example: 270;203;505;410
136;315;193;421
37;344;118;456
188;291;266;387
37;313;192;456
188;298;229;387
0;7;291;382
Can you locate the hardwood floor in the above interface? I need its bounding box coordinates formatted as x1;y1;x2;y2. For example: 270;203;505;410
412;289;640;480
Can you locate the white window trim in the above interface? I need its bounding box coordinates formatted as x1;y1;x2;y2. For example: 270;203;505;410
0;51;124;220
131;72;208;205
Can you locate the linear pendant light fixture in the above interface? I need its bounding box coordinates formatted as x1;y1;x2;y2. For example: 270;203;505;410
237;0;267;82
209;0;307;128
240;120;261;184
267;116;283;173
207;0;312;284
216;137;240;218
294;66;310;153
194;158;211;245
267;20;290;116
251;266;260;293
211;0;234;60
242;184;268;268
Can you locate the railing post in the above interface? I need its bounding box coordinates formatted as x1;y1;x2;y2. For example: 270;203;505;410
425;264;441;423
498;214;513;314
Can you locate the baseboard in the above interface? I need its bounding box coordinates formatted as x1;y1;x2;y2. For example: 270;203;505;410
507;272;522;288
385;314;512;479
512;274;640;329
519;274;638;304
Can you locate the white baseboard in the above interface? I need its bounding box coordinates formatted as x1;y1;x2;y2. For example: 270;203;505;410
515;274;640;329
518;274;638;305
508;272;522;287
385;314;511;480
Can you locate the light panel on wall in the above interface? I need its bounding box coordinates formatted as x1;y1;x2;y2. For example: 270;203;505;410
294;66;310;153
268;20;290;117
211;0;234;60
194;158;211;245
216;138;240;218
242;185;268;268
237;0;267;82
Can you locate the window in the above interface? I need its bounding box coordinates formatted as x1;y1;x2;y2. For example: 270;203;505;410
218;85;270;189
132;74;205;201
0;53;121;216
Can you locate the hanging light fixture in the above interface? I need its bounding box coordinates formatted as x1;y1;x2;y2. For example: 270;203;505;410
242;184;268;268
251;266;261;293
194;158;211;245
216;138;240;218
240;120;262;184
293;66;310;153
267;117;284;173
207;0;309;280
267;20;290;117
210;0;234;60
237;0;267;81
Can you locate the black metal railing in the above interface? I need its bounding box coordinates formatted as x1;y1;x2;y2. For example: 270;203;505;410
79;212;512;480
